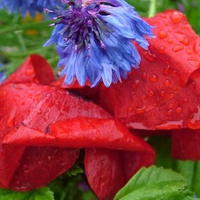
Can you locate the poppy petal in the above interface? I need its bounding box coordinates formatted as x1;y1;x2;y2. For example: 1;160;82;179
3;54;55;85
172;129;200;160
85;148;154;200
98;10;200;130
0;81;111;190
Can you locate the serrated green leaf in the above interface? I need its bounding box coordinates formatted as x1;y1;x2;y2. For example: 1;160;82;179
148;135;200;197
0;187;54;200
114;166;197;200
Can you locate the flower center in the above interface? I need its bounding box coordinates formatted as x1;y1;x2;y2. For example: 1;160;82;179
47;1;110;51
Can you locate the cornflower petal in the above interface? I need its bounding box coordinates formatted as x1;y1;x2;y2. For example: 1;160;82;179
0;0;65;17
44;0;154;87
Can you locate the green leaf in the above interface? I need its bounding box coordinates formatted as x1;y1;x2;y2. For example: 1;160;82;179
0;187;54;200
148;135;200;197
114;166;197;200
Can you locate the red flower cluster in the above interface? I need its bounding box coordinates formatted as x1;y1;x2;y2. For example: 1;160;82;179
0;55;155;199
1;9;200;200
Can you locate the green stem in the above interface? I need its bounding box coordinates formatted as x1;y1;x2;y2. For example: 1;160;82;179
148;0;157;17
0;20;51;36
15;30;27;52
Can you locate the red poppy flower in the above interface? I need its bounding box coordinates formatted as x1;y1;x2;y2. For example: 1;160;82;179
0;55;155;199
96;10;200;160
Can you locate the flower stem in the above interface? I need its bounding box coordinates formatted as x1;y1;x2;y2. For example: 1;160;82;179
148;0;157;17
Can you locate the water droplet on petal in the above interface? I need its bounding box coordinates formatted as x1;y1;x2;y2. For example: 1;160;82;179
163;65;171;75
148;90;154;97
175;33;189;45
142;95;146;100
176;107;182;113
149;74;158;83
142;72;147;78
168;104;174;109
25;68;35;76
2;91;8;97
132;80;140;89
160;90;165;97
169;93;175;98
158;30;168;39
172;70;177;77
172;44;184;52
7;117;15;127
187;106;200;129
164;79;171;87
167;39;173;44
170;11;184;24
167;109;173;115
189;80;196;88
143;51;157;62
159;46;165;53
193;38;200;54
135;105;146;114
183;98;188;103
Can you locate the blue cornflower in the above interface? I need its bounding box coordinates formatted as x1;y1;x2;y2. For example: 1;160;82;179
0;0;64;17
44;0;154;87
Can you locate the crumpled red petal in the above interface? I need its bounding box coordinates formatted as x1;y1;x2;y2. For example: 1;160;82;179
0;82;110;191
98;10;200;130
3;54;55;85
3;118;155;199
0;55;155;197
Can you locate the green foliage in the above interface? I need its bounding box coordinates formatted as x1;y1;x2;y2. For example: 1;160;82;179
148;135;200;197
114;166;198;200
0;187;54;200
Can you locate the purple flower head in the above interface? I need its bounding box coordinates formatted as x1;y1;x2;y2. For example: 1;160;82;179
44;0;154;87
0;0;65;17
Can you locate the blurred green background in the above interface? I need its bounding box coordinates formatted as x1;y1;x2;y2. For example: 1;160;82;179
0;0;200;76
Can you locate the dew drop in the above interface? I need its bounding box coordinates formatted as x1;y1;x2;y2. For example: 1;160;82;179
167;109;173;115
144;51;157;62
193;38;200;54
167;39;173;44
170;11;184;24
156;120;184;129
142;95;146;100
7;118;15;127
172;44;184;52
187;106;200;129
189;81;196;88
148;90;154;97
160;90;165;97
158;30;168;39
176;107;182;113
2;91;8;97
175;33;189;45
163;65;171;75
149;74;158;83
127;106;133;113
135;105;146;114
164;79;171;87
132;80;140;89
142;72;147;78
187;49;192;55
159;46;165;53
169;93;175;98
25;68;35;76
183;98;188;103
168;104;173;109
172;70;177;77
